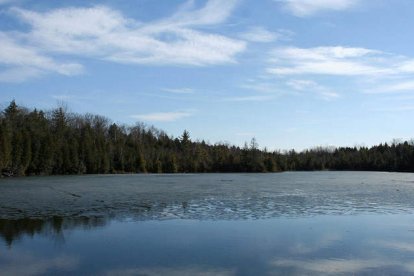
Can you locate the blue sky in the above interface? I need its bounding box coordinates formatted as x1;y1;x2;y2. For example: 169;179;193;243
1;0;414;150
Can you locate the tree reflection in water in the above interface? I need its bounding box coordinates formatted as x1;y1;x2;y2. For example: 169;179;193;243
0;216;107;248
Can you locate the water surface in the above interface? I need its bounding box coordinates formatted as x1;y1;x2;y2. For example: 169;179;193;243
1;172;414;275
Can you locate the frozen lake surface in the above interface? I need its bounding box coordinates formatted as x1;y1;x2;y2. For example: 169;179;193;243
1;172;414;275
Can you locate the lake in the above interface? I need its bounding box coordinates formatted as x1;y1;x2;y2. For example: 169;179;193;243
1;172;414;275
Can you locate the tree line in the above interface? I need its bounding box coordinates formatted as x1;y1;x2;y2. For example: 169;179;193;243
1;101;414;176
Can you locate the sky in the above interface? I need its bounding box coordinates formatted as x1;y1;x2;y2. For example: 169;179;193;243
1;0;414;151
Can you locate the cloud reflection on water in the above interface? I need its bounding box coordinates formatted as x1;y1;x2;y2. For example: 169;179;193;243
1;173;414;274
289;232;343;255
270;258;414;274
375;240;414;253
0;250;78;276
271;259;390;274
105;266;235;276
1;214;414;275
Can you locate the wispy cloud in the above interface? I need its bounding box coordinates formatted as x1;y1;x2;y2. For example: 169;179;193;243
365;81;414;94
240;82;283;93
235;132;256;137
286;79;340;100
162;88;195;94
267;46;391;76
130;111;193;122
51;94;73;101
12;3;245;65
0;1;246;82
239;26;290;43
262;45;414;100
266;46;414;78
276;0;360;17
223;95;275;102
370;105;414;112
0;67;42;83
398;60;414;73
0;32;83;82
167;0;239;26
239;78;337;100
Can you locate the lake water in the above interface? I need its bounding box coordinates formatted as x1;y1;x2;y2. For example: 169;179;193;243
1;172;414;275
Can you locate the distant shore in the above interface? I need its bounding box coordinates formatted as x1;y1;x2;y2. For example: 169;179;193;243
1;101;414;177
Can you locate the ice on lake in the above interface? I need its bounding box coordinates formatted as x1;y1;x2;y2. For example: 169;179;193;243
1;172;414;275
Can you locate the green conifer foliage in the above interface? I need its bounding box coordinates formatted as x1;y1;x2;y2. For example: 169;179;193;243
2;101;414;176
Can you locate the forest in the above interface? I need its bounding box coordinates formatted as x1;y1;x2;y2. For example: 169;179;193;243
1;100;414;176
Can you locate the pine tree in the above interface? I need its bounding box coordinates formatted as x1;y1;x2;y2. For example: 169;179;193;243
0;121;12;173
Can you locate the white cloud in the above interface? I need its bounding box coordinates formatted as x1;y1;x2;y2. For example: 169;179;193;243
319;90;340;99
162;88;195;94
235;132;256;137
277;0;359;17
286;79;340;100
167;0;239;26
12;2;245;65
239;78;338;101
239;78;339;101
366;81;414;94
286;79;316;90
240;82;283;93
223;95;275;102
0;67;42;82
104;28;245;66
267;46;405;76
51;94;73;101
0;32;83;82
130;111;193;122
0;1;246;82
263;45;414;99
239;26;281;43
399;60;414;73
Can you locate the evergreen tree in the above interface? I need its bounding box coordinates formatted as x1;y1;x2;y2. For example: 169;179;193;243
2;101;414;176
0;121;12;173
